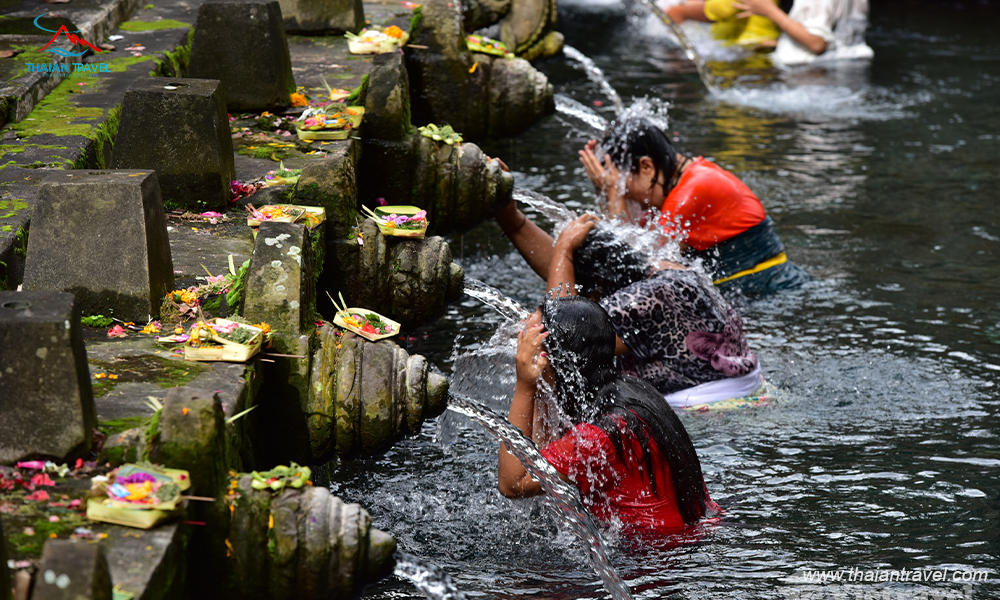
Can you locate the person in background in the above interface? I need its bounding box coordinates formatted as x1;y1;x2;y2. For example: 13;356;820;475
731;0;873;65
498;297;720;534
666;0;783;47
578;117;808;295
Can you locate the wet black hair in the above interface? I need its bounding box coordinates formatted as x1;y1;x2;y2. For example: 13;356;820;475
573;227;652;298
601;117;683;195
541;296;713;525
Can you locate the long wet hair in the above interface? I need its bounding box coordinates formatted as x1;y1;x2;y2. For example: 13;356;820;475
573;227;652;298
541;296;713;525
601;117;683;195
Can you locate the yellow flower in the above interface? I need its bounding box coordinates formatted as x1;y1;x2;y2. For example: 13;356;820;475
290;93;308;107
384;25;404;39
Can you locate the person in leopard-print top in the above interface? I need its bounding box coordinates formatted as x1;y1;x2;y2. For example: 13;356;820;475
545;215;758;395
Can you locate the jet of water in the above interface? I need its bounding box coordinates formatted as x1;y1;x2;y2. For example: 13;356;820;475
563;45;626;114
448;393;636;600
555;93;610;132
631;0;720;93
393;551;469;600
464;278;531;321
512;187;578;224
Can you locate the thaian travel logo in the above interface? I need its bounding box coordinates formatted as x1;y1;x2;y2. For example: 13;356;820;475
34;14;103;57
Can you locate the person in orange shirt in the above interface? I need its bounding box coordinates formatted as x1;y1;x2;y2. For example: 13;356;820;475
578;117;808;294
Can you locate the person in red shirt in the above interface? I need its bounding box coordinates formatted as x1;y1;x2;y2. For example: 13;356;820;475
579;117;808;294
498;296;720;534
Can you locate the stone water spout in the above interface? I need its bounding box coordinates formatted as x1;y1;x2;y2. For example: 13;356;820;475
227;477;396;599
307;327;449;459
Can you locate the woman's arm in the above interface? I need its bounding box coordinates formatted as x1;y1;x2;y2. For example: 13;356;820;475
547;215;597;297
496;202;558;280
498;314;549;498
733;0;827;55
579;142;631;222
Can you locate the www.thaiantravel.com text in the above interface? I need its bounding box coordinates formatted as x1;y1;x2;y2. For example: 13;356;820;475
778;568;991;599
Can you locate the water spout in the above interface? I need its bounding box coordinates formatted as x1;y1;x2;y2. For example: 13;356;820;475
555;93;610;132
631;0;720;93
393;551;469;600
512;187;578;224
563;45;626;114
447;393;636;600
464;278;530;321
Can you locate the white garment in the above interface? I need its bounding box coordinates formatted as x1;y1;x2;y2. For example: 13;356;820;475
662;363;764;408
772;0;873;66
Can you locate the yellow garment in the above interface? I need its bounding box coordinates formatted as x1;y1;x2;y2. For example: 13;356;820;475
704;0;781;46
713;252;788;285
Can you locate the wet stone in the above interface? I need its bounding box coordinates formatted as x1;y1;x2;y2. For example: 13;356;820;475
112;77;235;212
0;518;9;600
0;291;96;465
278;0;364;34
363;52;411;142
243;221;316;335
21;171;175;322
295;142;358;239
188;0;296;111
32;541;113;600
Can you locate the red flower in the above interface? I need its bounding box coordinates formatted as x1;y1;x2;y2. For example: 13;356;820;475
31;473;55;488
25;490;50;502
361;323;378;335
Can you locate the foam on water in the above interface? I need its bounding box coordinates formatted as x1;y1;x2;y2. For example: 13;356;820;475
713;83;934;121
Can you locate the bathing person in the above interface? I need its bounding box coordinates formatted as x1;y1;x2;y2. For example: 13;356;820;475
498;297;719;533
552;217;765;406
666;0;782;47
577;117;808;294
730;0;872;65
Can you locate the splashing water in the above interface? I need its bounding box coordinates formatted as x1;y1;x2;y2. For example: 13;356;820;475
555;93;610;132
563;45;626;114
447;393;635;600
630;0;719;93
393;551;469;600
464;278;530;321
513;187;579;226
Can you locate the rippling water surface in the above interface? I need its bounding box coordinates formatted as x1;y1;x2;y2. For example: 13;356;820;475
338;2;1000;597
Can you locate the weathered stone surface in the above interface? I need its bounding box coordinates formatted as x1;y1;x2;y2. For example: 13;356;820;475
326;219;462;327
499;0;556;55
228;480;394;599
0;292;96;465
148;388;229;595
363;52;412;141
188;0;295;111
407;0;553;139
21;170;174;322
243;221;316;335
0;520;9;600
463;0;512;32
295;142;358;239
112;77;235;211
390;235;464;325
256;332;315;465
519;29;564;61
309;327;449;457
279;0;363;34
487;57;555;135
32;541;113;600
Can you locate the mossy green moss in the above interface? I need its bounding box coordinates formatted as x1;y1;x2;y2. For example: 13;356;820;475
119;19;191;31
98;415;149;435
153;29;193;77
1;225;11;233
92;104;121;169
345;73;369;105
0;198;28;219
88;354;208;397
14;226;27;258
12;78;106;138
408;6;423;34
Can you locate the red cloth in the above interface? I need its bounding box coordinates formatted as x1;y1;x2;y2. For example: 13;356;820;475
657;158;767;251
540;419;701;534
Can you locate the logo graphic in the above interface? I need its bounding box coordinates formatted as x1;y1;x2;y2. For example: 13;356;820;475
34;14;102;57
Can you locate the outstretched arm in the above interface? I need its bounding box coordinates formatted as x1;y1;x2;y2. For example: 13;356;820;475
547;215;598;297
733;0;828;55
498;313;549;498
496;201;557;280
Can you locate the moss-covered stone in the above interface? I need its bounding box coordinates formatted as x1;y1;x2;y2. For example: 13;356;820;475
119;19;192;31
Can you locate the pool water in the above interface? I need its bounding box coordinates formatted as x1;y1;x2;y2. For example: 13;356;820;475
338;1;1000;598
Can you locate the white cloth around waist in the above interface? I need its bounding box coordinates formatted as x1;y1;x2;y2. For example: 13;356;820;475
663;363;764;408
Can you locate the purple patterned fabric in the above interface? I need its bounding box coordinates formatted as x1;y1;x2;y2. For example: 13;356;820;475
600;269;757;394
